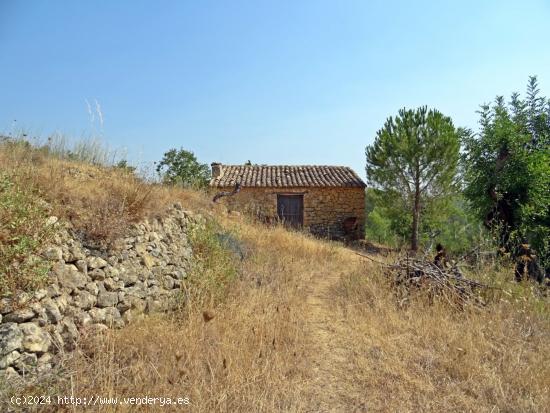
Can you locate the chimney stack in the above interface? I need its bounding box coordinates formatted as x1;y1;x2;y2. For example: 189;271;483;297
211;162;223;178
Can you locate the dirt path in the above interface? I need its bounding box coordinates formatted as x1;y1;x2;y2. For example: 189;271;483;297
303;263;366;413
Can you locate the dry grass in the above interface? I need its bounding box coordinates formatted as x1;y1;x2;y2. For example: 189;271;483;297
332;261;550;412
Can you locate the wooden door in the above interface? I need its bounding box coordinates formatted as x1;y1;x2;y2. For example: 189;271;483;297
277;194;303;228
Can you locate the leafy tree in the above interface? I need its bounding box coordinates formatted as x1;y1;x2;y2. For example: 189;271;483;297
156;148;210;188
462;76;550;269
366;106;461;251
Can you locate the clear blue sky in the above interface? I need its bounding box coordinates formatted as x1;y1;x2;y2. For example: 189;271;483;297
1;0;549;178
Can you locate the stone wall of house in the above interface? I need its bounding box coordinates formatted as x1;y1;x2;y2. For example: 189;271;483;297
216;187;365;238
0;203;200;380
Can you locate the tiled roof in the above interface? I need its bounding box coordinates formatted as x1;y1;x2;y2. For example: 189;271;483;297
210;164;366;188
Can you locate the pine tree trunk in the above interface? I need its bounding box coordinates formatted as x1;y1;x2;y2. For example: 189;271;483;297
411;180;421;252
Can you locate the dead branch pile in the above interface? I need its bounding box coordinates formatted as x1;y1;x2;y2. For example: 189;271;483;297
388;255;490;308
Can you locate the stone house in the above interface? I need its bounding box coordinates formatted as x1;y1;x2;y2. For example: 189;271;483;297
210;163;366;239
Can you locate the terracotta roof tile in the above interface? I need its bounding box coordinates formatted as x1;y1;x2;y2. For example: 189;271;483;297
210;164;366;188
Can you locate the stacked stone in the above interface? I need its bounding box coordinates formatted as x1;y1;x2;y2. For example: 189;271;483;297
219;187;366;238
0;203;199;379
302;188;365;237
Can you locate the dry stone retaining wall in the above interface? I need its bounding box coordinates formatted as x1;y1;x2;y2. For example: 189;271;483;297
0;203;199;380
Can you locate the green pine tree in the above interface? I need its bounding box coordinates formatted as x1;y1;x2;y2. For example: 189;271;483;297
366;106;461;251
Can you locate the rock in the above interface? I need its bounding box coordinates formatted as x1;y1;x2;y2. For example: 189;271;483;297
43;247;63;261
0;350;21;369
30;303;48;327
45;216;58;226
105;267;120;278
67;247;85;263
162;276;175;290
107;256;118;266
37;352;52;366
103;308;123;327
0;367;19;380
85;323;108;335
137;270;150;282
89;268;106;281
145;299;163;314
117;292;141;314
89;307;122;327
74;311;92;327
3;308;36;323
122;296;146;315
47;283;61;298
117;301;131;313
34;289;48;301
62;305;79;318
112;239;128;251
125;285;147;299
118;251;128;261
75;259;88;274
145;279;158;287
119;271;138;287
182;247;192;260
149;232;161;242
73;291;96;310
13;352;38;373
103;277;122;291
54;293;70;313
88;256;108;270
0;298;14;314
42;299;62;323
60;319;79;350
141;254;155;269
36;353;53;372
97;292;118;308
170;269;187;280
85;282;99;296
20;323;50;354
123;309;145;324
89;308;106;324
16;292;32;306
54;263;87;290
0;323;23;356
